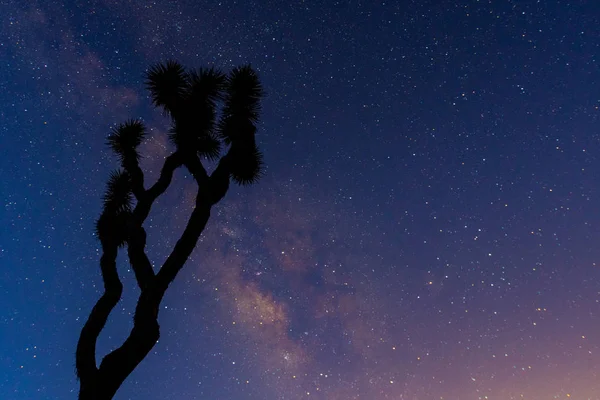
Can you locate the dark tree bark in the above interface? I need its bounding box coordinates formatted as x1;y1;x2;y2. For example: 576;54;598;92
76;62;264;399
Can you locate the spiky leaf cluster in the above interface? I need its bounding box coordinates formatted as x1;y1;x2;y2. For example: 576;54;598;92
228;137;264;185
107;120;146;162
218;66;264;185
187;68;225;159
166;67;226;160
187;68;225;110
95;170;133;247
145;61;265;184
102;170;133;213
146;61;225;160
218;65;263;144
146;60;187;115
95;212;129;248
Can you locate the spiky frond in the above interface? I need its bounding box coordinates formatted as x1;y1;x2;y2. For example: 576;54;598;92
218;65;264;144
146;60;188;115
102;170;133;214
168;123;222;160
164;68;226;155
107;120;146;161
186;67;225;109
225;65;263;121
228;139;264;185
197;132;222;160
185;68;225;157
94;211;129;247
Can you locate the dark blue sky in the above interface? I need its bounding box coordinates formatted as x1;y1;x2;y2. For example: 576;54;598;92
2;1;600;399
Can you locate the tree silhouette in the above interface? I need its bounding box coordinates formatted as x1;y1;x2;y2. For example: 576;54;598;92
76;61;264;400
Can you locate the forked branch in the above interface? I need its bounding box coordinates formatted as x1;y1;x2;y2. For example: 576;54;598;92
75;242;122;388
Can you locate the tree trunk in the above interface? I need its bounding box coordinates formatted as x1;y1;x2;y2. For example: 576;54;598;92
78;285;162;400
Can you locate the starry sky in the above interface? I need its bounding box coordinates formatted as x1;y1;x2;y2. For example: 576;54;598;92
1;1;600;399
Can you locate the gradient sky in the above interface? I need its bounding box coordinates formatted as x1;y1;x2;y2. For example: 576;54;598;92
1;1;600;399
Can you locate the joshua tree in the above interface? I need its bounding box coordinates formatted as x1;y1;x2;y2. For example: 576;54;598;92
76;61;264;399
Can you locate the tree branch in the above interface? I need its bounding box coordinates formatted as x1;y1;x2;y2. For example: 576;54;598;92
94;288;161;400
124;152;185;291
90;153;209;391
122;153;145;200
146;152;184;204
126;152;184;227
126;225;155;291
155;197;211;294
206;153;231;205
155;153;231;293
76;242;122;387
90;152;212;397
183;153;209;186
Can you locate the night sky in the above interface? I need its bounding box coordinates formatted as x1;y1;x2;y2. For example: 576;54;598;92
2;1;600;399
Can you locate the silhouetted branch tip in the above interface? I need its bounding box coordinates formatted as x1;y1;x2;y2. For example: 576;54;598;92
186;67;226;105
218;66;264;145
146;60;187;115
102;170;133;213
107;120;146;161
165;67;229;159
228;65;264;110
229;140;264;185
